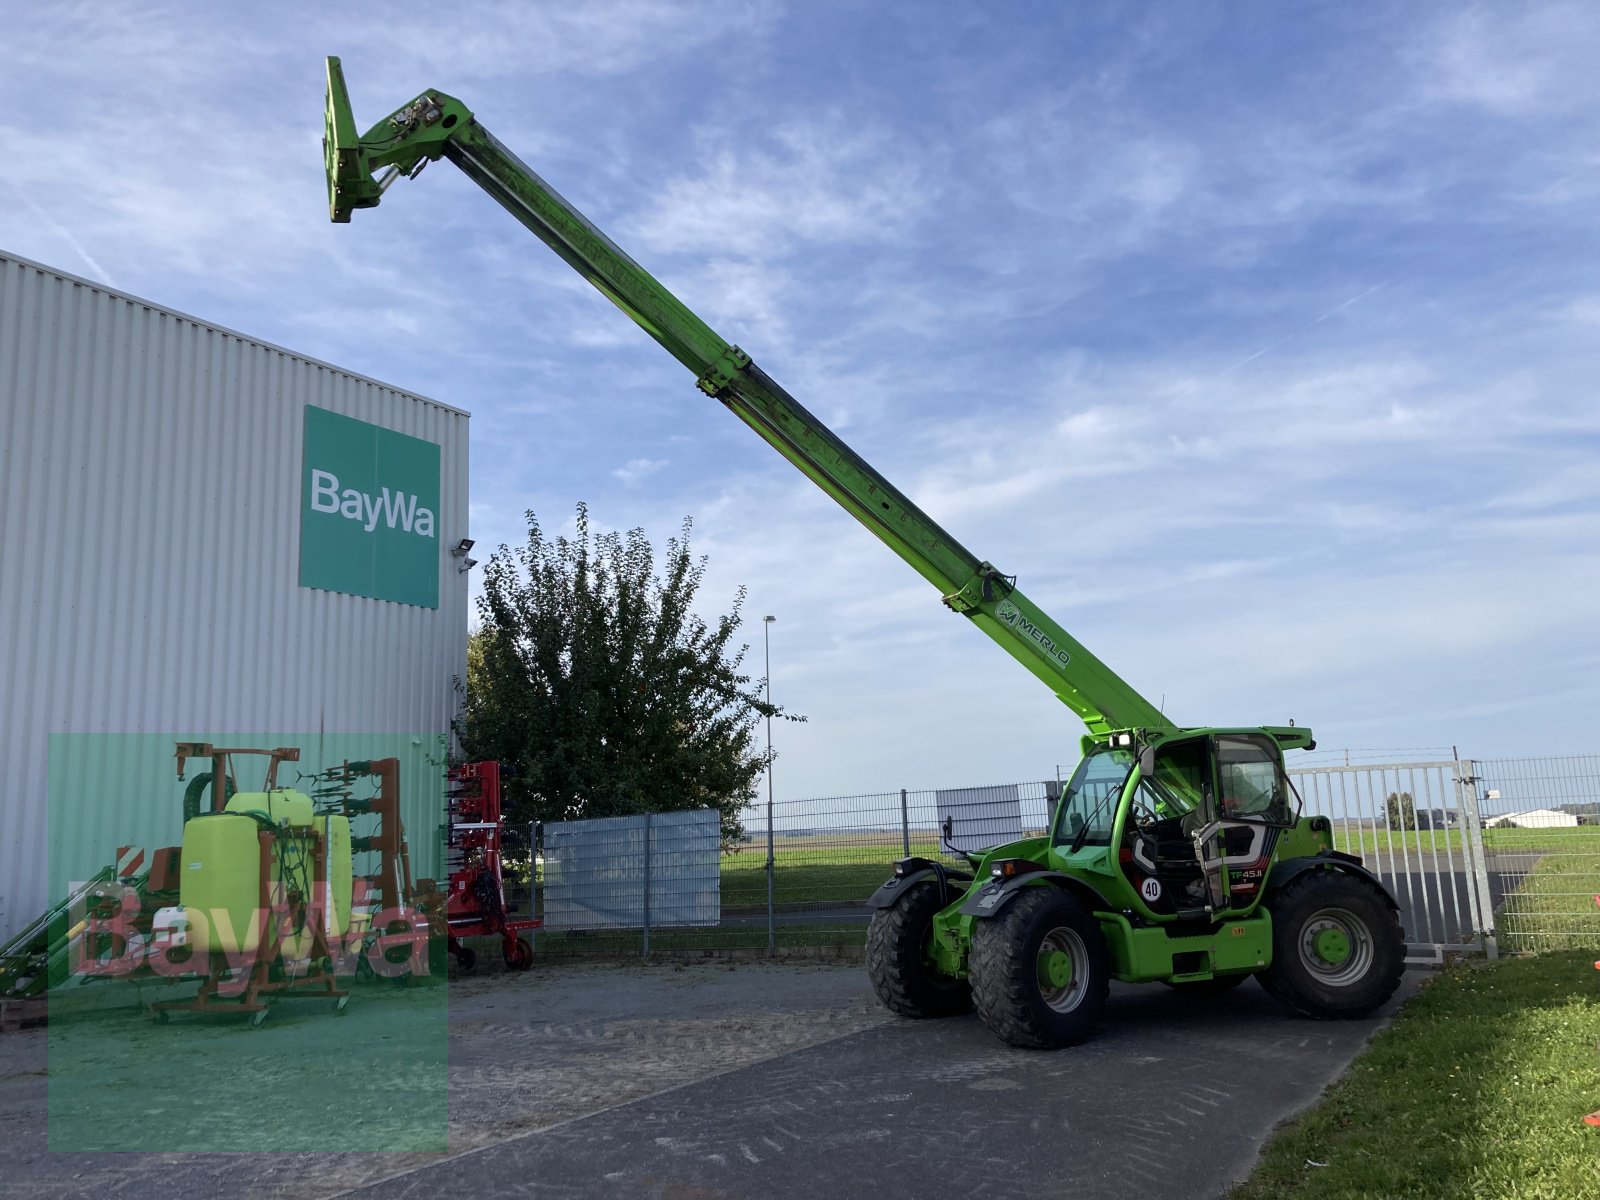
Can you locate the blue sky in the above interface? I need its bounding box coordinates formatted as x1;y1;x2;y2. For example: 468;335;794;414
6;2;1598;799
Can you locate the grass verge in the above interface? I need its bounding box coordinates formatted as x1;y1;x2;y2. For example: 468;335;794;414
1498;853;1600;953
1230;952;1600;1199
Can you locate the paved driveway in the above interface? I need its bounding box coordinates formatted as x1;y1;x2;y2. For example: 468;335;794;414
4;961;1421;1200
354;971;1421;1200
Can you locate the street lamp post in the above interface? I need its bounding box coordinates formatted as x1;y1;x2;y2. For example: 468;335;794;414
763;614;776;954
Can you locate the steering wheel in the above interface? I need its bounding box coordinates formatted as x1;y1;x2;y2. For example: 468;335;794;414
1129;794;1162;832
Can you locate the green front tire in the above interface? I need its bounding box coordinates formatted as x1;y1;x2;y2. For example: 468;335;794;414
969;888;1109;1049
865;882;972;1019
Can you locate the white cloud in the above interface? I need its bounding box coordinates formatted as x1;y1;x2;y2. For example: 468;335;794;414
1557;296;1600;326
628;115;933;260
325;1;780;82
613;457;669;485
1416;4;1600;115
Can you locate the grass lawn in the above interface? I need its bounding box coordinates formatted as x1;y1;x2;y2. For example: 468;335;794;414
1230;952;1600;1200
1498;853;1600;953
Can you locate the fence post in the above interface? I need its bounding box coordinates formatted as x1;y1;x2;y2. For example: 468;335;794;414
765;802;775;954
1457;759;1498;960
900;788;911;858
642;812;653;958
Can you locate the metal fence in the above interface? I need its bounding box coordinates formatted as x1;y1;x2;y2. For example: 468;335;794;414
510;756;1600;962
542;810;721;940
1472;756;1600;953
527;781;1056;958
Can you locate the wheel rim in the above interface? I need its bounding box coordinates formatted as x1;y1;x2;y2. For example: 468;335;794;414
1035;926;1088;1012
1297;906;1374;986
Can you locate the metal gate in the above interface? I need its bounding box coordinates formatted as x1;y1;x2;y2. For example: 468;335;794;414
1288;761;1495;962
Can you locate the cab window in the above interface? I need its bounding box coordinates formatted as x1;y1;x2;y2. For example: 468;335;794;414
1215;735;1296;825
1052;748;1133;847
1145;737;1208;818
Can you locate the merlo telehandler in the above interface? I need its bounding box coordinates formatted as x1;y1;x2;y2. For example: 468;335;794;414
321;59;1405;1048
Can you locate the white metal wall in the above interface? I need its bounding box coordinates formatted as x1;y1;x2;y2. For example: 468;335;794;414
0;251;470;942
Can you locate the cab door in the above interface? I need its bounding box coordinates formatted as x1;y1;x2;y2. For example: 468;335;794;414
1190;733;1298;911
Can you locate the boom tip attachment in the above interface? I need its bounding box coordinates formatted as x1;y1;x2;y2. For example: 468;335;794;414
324;55;381;223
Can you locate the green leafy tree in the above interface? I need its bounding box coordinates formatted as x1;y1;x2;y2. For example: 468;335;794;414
1385;791;1417;831
460;504;797;845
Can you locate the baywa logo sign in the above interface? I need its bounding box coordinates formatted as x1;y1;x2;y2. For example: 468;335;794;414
300;405;442;608
994;599;1071;668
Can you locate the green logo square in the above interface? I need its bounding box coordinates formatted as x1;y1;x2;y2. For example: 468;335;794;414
299;406;441;607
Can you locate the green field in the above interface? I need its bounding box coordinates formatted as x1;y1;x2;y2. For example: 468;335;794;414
725;826;1600;913
1332;825;1600;859
720;835;948;909
1231;952;1600;1199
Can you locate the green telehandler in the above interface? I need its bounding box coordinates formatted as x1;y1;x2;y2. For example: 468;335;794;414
321;59;1405;1049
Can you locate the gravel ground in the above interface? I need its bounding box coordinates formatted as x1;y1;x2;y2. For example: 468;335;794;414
2;959;890;1199
445;958;890;1143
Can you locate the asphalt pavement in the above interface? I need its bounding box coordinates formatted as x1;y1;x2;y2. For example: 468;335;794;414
346;969;1424;1200
4;960;1423;1200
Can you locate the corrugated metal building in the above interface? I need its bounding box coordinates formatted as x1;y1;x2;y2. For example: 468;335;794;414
0;251;469;944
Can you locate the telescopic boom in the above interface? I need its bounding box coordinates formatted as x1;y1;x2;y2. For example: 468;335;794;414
323;57;1172;739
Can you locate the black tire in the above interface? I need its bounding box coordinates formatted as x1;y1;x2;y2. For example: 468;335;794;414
1258;870;1404;1019
1162;973;1250;993
969;888;1110;1049
865;882;972;1018
455;945;477;972
505;937;534;971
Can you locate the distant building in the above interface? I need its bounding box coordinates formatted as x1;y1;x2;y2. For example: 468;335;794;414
1484;809;1580;829
1415;808;1460;831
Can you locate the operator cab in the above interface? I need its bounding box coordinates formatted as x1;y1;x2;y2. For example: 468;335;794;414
1052;731;1299;919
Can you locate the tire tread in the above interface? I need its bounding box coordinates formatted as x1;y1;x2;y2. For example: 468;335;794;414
969;889;1109;1049
865;883;971;1019
1259;870;1404;1020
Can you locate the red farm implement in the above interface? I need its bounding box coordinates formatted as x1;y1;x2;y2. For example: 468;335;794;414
440;762;537;971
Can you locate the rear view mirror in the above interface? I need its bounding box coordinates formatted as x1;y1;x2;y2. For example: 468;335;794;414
1138;746;1156;778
